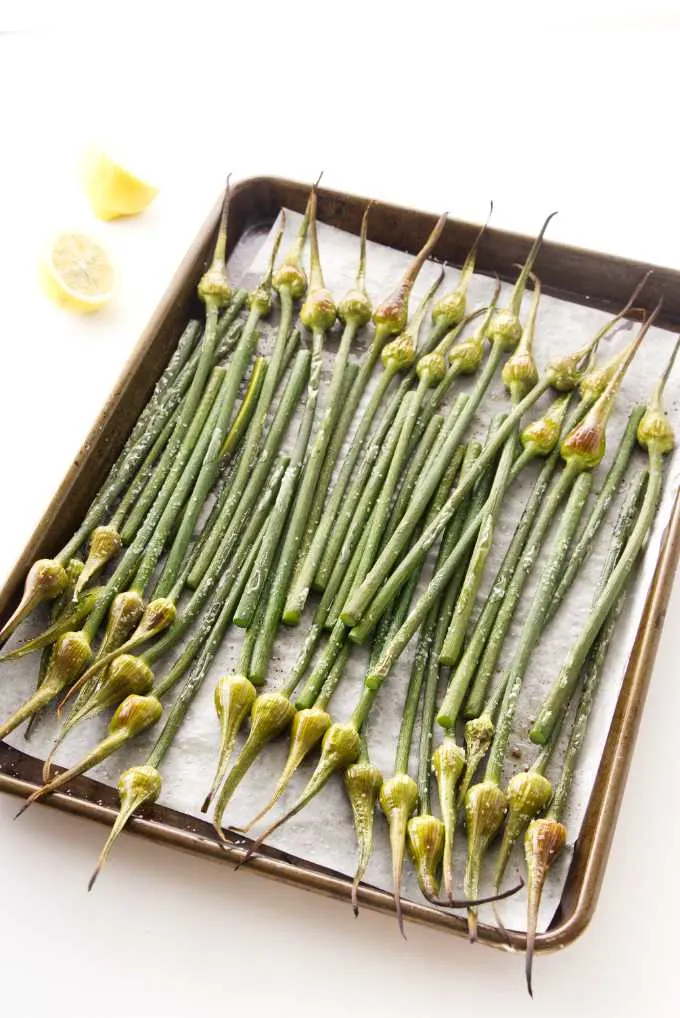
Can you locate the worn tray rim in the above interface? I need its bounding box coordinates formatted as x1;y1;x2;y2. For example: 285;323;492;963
1;173;678;953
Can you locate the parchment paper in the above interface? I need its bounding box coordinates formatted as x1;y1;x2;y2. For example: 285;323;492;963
2;210;678;936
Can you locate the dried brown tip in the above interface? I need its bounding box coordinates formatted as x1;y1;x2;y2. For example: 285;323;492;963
423;875;524;909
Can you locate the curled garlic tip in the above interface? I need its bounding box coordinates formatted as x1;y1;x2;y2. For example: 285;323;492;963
487;309;523;351
524;818;567;996
548;345;593;392
241;706;331;831
273;259;307;299
100;591;145;651
520;395;570;457
0;630;92;742
560;404;607;471
380;774;419;938
638;404;675;453
88;764;162;892
449;337;485;375
210;692;295;831
381;332;416;371
75;526;122;597
344;760;383;916
198;262;232;307
100;653;154;699
14;693;162;820
432;288;466;329
237;722;362;869
202;676;259;813
463;781;508;941
416;350;447;386
373;279;411;336
319;722;362;770
134;597;176;639
0;559;68;645
459;714;495;804
407;814;445;899
338;288;372;327
198;183;232;308
495;771;553;888
638;335;679;454
433;738;465;898
110;693;163;736
502;351;539;398
300;287;337;332
50;631;93;690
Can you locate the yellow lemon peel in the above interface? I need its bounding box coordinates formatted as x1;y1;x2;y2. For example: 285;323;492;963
40;232;116;314
83;150;158;221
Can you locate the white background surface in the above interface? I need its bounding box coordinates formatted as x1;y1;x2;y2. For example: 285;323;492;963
1;5;680;1016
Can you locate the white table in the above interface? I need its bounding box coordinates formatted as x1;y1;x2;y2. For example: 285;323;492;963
1;11;678;1016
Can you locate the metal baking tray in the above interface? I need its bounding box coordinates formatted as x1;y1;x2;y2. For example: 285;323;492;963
1;176;679;952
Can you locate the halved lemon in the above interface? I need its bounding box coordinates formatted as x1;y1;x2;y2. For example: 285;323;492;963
83;149;159;221
40;232;116;314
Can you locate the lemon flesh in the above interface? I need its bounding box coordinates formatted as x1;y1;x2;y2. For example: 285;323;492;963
41;232;116;314
83;150;159;221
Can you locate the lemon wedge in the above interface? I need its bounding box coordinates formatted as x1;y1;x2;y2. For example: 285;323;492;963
83;149;159;221
40;232;116;313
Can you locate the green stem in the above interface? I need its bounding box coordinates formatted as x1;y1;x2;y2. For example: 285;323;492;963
283;360;361;609
118;317;242;547
314;644;352;710
327;395;468;636
439;423;517;668
128;365;232;596
219;356;268;460
80;360;227;642
484;471;593;785
282;312;364;623
187;286;297;589
246;329;327;679
342;369;552;632
531;445;666;745
459;461;581;723
546;405;645;622
135;350;308;669
360;441;567;698
56;318;201;562
437;444;566;725
144;456;289;674
235;324;328;629
110;411;178;531
154;304;263;595
314;366;405;587
394;632;431;774
532;468;647;779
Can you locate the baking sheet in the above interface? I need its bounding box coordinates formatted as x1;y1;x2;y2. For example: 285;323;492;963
2;209;678;936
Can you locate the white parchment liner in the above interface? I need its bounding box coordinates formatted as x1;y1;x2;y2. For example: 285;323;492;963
2;210;678;936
